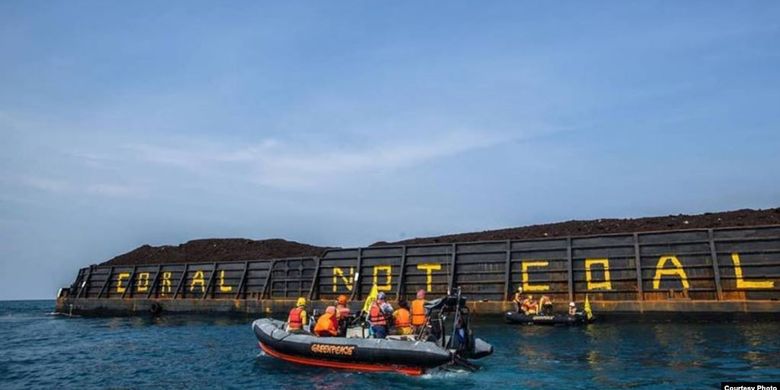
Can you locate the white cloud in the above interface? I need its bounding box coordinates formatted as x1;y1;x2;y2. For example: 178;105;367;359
18;175;147;199
85;184;148;198
20;176;71;193
126;130;511;189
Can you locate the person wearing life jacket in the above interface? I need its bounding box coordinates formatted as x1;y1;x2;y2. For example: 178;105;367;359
336;294;351;319
411;289;427;331
369;292;393;339
287;297;308;333
538;295;553;315
335;294;351;336
314;306;339;337
513;286;524;312
568;301;577;316
392;300;413;335
521;294;538;315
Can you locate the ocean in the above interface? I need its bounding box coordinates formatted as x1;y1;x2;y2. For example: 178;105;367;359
1;300;778;389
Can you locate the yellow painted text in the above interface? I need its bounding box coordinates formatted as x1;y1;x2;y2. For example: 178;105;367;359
417;263;442;292
218;270;233;292
732;253;775;289
116;272;130;293
136;272;150;293
332;267;354;292
190;270;205;292
160;272;172;295
652;256;690;290
522;261;550;292
373;265;392;291
585;258;613;290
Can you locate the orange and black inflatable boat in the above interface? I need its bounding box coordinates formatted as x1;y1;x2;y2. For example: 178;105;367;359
253;291;493;375
253;318;452;375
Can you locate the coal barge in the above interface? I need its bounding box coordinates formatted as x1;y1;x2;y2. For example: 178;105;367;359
56;225;780;317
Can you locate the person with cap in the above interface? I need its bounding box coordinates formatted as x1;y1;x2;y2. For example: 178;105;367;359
568;301;577;316
369;292;394;339
287;297;308;333
314;306;339;337
513;286;524;312
392;300;413;335
411;289;428;331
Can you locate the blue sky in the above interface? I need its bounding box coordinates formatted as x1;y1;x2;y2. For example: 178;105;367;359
1;1;779;299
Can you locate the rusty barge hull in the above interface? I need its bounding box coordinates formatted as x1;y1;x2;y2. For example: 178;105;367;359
56;225;780;316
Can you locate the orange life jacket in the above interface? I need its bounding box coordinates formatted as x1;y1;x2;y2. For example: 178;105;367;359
369;302;387;326
288;307;304;330
411;299;426;326
394;308;411;328
314;312;338;336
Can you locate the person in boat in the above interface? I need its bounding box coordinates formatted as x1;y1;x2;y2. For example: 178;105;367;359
334;294;352;336
392;300;413;335
369;292;394;339
513;286;524;312
568;301;577;316
314;306;339;337
521;294;538;315
411;289;427;332
287;297;308;333
336;294;351;319
538;295;553;315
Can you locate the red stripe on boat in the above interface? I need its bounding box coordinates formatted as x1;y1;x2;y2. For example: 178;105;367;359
258;342;425;376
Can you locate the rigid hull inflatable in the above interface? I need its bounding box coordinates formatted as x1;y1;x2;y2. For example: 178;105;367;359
253;289;493;375
504;311;591;326
253;318;451;375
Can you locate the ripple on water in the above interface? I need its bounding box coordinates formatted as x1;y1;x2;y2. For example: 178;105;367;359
1;301;779;389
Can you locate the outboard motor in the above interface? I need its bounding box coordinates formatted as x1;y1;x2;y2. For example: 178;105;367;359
423;288;493;367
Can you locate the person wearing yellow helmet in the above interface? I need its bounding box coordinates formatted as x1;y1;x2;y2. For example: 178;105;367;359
287;297;308;333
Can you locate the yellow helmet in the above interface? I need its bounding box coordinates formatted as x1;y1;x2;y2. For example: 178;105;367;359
296;297;306;307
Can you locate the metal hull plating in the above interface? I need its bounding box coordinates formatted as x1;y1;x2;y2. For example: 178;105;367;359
57;225;780;316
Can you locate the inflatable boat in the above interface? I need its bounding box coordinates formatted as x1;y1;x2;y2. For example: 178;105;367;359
504;311;592;326
253;289;493;375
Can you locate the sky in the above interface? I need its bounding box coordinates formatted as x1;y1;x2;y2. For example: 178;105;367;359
1;1;779;300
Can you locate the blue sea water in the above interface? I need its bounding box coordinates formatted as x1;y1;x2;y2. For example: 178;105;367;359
1;300;778;389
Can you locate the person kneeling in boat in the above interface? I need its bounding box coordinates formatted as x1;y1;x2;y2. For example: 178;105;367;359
521;295;538;315
336;294;351;319
392;300;413;335
538;295;553;315
369;292;394;339
568;302;577;316
513;286;524;312
314;306;339;337
335;294;352;336
411;289;428;332
287;297;309;333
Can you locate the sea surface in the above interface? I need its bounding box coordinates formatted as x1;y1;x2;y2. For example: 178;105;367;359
1;300;778;389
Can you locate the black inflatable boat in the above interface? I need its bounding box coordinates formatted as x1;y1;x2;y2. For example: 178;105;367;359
253;289;493;375
504;311;592;326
